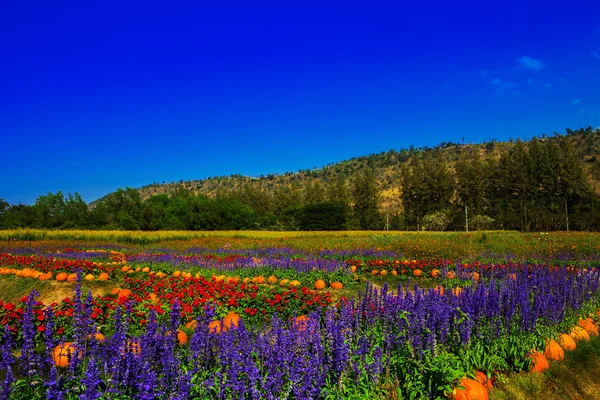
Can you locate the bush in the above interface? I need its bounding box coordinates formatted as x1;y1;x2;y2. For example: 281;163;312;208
470;215;496;231
421;211;451;231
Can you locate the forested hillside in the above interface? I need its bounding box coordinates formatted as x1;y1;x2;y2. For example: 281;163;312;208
2;127;599;231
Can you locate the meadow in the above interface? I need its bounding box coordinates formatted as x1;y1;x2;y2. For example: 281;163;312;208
0;230;600;399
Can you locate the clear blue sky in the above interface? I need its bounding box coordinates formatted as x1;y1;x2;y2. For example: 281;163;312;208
2;0;599;205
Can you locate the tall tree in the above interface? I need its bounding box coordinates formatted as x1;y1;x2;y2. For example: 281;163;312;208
351;167;381;229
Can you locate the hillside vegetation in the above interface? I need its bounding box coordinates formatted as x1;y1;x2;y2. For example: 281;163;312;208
1;127;599;231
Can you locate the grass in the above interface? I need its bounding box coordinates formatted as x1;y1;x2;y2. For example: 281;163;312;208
2;229;600;260
0;275;120;304
490;335;600;400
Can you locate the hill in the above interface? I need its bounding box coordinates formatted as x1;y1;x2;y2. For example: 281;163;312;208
94;126;600;203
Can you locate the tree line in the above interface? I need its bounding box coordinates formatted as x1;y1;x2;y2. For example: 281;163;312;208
1;131;599;231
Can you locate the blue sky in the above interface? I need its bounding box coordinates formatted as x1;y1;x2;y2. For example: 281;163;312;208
2;0;599;205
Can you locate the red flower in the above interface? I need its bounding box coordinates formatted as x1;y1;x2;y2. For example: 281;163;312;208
37;325;45;332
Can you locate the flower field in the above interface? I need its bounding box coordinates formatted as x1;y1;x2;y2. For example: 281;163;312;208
1;231;600;399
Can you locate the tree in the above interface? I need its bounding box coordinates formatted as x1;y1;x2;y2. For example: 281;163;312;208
401;153;454;230
298;203;346;230
351;167;381;229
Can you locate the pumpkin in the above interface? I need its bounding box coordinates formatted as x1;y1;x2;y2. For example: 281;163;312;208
330;282;343;290
379;269;388;276
475;371;492;392
431;269;440;278
117;289;132;300
84;274;95;281
571;326;590;342
142;267;150;273
173;270;181;278
52;342;79;368
289;280;301;287
371;269;379;276
529;351;549;373
447;271;456;279
177;329;187;345
134;267;140;272
208;320;222;334
121;265;130;272
413;269;422;277
314;279;326;290
470;272;480;281
185;320;198;329
453;378;489;400
124;340;141;356
391;270;398;276
267;275;278;284
98;272;109;281
350;266;357;273
32;271;42;279
243;277;251;284
544;339;564;361
67;273;78;282
559;333;576;351
55;272;68;282
87;332;105;343
295;315;309;331
578;318;599;336
39;273;52;281
279;279;289;287
223;312;240;331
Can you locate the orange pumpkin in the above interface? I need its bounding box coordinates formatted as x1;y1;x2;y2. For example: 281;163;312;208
267;275;278;284
56;272;68;282
578;318;599;336
223;312;241;331
98;272;109;281
142;267;150;273
544;339;564;361
371;269;379;276
177;329;187;345
330;282;343;290
289;280;301;287
121;265;130;272
475;371;492;392
185;320;198;329
559;333;576;351
391;270;398;276
350;266;357;273
295;315;309;332
413;269;422;277
52;342;76;368
117;289;132;300
173;270;181;278
453;378;489;400
379;269;388;276
67;273;78;282
87;332;105;343
208;320;222;334
279;279;289;287
84;274;95;281
314;279;326;290
446;271;456;279
470;272;480;281
529;351;549;373
431;269;440;278
256;276;266;285
571;326;590;342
